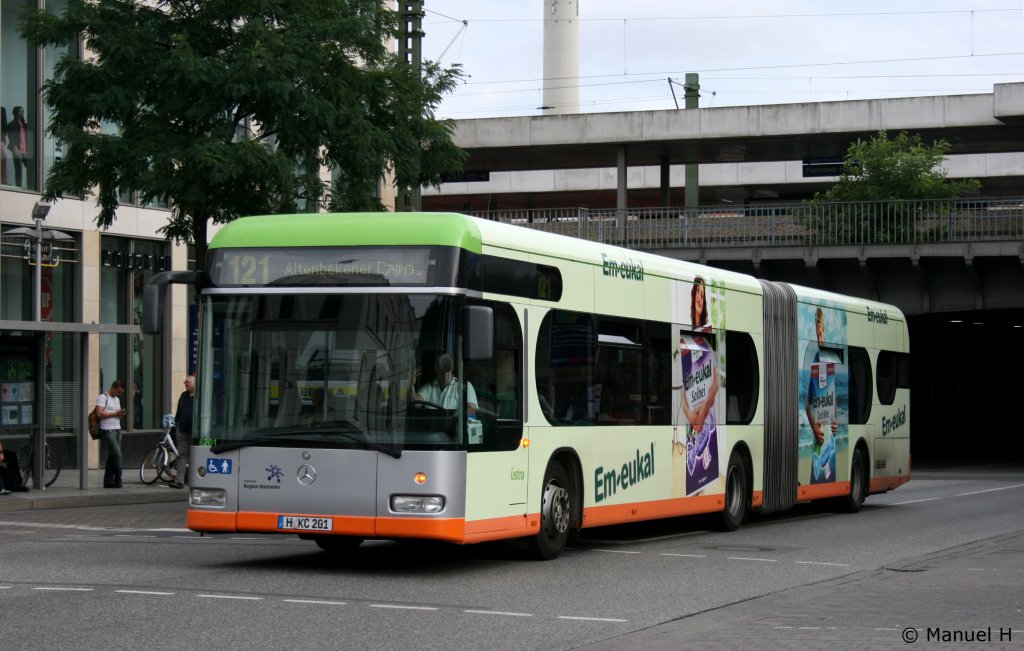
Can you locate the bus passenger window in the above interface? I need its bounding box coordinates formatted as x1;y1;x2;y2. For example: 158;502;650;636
848;346;872;424
876;350;909;406
725;331;759;425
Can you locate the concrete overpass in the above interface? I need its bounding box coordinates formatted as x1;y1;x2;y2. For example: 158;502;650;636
424;82;1024;209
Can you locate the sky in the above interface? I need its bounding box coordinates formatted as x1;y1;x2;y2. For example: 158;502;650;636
420;0;1024;119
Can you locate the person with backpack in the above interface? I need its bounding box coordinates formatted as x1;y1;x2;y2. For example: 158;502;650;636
96;380;127;488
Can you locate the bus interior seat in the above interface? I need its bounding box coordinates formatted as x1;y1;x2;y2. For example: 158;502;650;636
727;394;740;422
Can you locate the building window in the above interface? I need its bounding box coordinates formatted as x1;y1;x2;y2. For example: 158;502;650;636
1;0;40;191
41;0;78;186
0;224;81;463
100;236;169;430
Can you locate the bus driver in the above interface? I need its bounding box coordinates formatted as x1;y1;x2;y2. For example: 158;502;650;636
414;353;478;415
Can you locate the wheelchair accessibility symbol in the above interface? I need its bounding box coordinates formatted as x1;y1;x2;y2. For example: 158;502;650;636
206;458;233;474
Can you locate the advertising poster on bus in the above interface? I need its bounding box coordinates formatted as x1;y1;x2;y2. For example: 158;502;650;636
672;275;726;497
798;302;849;485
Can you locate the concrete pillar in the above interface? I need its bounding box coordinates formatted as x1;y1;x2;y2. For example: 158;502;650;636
542;0;580;115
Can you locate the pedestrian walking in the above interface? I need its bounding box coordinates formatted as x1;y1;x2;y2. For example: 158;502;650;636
169;374;194;489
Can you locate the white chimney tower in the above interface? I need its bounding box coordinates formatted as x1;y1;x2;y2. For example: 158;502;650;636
542;0;580;115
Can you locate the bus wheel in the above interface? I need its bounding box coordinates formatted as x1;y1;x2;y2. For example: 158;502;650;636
528;461;573;560
313;536;363;553
840;447;868;513
719;451;748;531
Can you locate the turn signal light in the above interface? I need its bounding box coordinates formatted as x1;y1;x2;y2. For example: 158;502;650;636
414;472;427;484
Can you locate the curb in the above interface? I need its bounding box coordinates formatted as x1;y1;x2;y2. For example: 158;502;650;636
0;487;186;512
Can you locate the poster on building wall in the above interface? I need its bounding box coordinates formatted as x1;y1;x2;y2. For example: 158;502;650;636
0;335;38;430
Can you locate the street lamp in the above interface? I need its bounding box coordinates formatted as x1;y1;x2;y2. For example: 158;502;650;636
31;200;51;322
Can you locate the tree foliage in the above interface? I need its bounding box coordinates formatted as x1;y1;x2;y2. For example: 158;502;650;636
806;130;980;243
21;0;465;266
813;130;979;202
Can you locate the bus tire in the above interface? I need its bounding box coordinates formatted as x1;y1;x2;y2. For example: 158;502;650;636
719;450;748;532
528;461;573;560
840;446;868;513
313;535;363;553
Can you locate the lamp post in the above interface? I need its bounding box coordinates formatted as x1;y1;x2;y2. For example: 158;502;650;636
30;200;52;322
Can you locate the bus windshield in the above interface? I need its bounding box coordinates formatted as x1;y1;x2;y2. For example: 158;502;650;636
197;293;471;454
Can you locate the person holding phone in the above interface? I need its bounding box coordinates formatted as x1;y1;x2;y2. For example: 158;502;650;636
96;380;128;488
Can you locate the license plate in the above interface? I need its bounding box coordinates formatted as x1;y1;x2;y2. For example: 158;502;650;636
277;515;333;532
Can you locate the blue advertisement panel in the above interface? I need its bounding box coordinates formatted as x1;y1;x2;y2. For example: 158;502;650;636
798;302;848;485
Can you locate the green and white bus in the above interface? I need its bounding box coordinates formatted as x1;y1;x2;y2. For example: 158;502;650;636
144;212;910;559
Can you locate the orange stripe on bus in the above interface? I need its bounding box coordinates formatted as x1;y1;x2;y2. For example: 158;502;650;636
234;512;377;536
797;483;849;501
375;516;466;542
187;510;237;532
751;490;764;509
582;494;725;528
464;514;537;543
870;475;910;493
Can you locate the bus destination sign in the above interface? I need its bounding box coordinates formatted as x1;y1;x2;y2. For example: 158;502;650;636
210;247;434;287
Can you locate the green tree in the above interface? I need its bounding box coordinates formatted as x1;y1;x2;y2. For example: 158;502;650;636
21;0;465;267
807;130;980;243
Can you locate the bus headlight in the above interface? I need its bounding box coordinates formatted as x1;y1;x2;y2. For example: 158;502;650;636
190;488;227;507
390;494;445;514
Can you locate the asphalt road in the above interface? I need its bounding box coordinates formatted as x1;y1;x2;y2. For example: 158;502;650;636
2;464;1022;650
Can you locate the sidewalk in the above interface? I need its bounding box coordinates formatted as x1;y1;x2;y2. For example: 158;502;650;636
580;531;1024;650
0;467;186;513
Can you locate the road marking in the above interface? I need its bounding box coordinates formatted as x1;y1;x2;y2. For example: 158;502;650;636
283;599;347;606
0;586;11;590
463;609;533;617
557;616;628;623
371;604;438;611
115;590;174;596
796;561;849;567
957;484;1024;497
592;549;642;554
115;534;156;538
585;530;708;544
197;594;262;601
659;553;707;558
728;556;777;562
892;483;1024;505
0;521;124;532
34;587;93;591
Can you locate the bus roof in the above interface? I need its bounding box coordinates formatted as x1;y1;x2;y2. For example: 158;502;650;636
207;212;903;317
210;212;759;289
209;212;485;253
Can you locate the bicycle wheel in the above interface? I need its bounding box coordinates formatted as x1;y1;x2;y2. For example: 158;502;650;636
17;444;32;486
18;443;63;488
42;443;61;488
140;446;167;485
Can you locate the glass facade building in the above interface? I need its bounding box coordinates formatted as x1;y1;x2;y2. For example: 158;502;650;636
0;1;189;484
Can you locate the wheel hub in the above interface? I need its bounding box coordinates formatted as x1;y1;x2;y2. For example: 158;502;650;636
541;480;570;537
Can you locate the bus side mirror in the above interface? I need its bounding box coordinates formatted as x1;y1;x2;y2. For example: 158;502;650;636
463;305;493;361
142;271;204;335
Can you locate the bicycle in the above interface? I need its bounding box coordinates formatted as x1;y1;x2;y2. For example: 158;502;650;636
18;433;63;489
140;415;182;485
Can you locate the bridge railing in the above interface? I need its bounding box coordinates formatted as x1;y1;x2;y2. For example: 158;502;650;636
464;198;1024;249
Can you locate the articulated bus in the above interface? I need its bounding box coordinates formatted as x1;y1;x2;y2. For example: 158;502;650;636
144;212;910;559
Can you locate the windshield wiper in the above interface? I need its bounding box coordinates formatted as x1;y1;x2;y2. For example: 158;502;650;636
211;427;401;458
